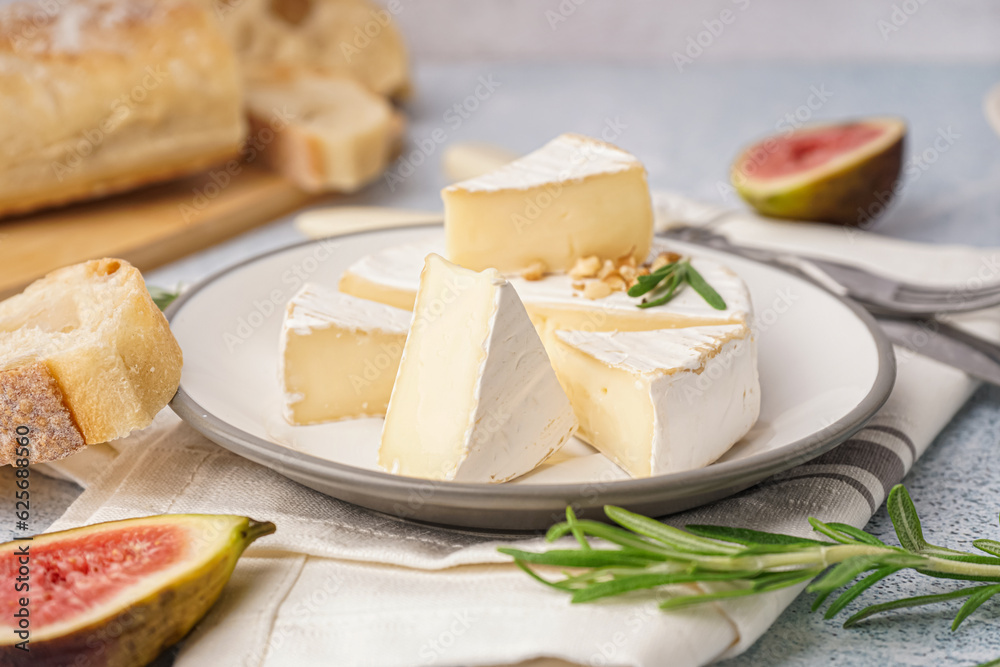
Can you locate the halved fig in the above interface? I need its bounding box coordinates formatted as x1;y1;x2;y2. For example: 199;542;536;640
0;514;275;667
731;117;906;226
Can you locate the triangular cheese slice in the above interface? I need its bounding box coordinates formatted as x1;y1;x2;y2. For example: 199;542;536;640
379;254;577;482
549;324;760;477
442;133;654;272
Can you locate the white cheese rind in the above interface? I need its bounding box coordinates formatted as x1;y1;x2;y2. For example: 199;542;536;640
445;133;642;193
279;284;410;425
379;254;577;482
553;325;760;477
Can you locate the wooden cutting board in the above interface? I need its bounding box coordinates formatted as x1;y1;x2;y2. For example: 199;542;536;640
0;165;321;299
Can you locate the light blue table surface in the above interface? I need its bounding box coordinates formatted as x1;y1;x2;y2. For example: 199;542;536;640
5;61;1000;665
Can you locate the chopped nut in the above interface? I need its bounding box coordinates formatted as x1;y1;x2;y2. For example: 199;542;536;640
570;255;602;279
520;260;547;281
650;251;681;272
618;265;637;283
603;275;627;291
571;281;586;291
636;266;650;277
583;280;613;300
597;259;618;280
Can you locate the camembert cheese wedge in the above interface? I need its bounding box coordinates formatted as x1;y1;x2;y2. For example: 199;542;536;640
279;284;410;425
549;324;760;477
379;254;577;482
443;133;654;272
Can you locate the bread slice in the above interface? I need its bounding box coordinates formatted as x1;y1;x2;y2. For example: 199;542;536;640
246;70;404;193
0;0;246;218
217;0;410;99
0;259;183;465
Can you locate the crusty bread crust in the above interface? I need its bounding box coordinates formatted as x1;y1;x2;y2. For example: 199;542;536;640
0;258;183;463
0;0;246;219
218;0;410;99
0;362;86;465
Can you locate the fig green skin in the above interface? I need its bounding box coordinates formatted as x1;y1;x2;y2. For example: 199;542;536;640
732;129;905;227
0;515;275;667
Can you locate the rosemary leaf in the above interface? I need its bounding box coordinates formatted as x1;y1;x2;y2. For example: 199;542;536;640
684;263;727;310
685;524;828;548
824;522;889;547
842;587;988;628
497;548;654;569
605;506;742;556
975;540;1000;558
952;584;1000;630
637;271;683;309
822;566;902;619
628;263;679;298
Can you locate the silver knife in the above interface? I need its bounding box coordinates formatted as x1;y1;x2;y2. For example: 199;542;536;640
876;317;1000;386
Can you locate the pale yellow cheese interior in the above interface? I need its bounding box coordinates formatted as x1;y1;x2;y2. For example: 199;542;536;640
379;255;495;479
547;336;656;477
282;322;405;425
338;272;416;311
443;168;653;273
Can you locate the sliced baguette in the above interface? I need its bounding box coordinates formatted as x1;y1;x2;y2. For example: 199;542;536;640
246;70;404;193
0;259;183;465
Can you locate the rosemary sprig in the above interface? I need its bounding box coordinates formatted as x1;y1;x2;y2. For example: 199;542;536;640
626;258;726;310
500;485;1000;638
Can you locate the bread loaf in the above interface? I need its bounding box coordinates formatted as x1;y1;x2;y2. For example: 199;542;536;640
217;0;410;99
0;259;183;465
0;0;246;218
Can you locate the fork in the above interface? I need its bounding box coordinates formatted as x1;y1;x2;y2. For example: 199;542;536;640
661;226;1000;317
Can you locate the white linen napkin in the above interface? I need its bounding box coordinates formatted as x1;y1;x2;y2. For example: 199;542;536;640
46;193;1000;667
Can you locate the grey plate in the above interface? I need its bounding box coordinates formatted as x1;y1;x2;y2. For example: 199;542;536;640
167;225;896;530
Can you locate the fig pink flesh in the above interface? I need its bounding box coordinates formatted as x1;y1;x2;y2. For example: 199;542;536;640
750;124;886;179
1;524;187;628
